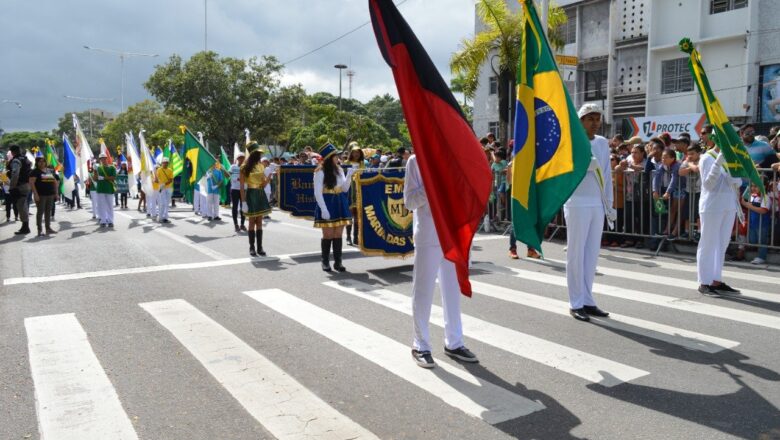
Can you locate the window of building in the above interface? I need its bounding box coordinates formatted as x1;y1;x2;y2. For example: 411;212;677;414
661;58;694;94
563;8;577;45
584;69;607;100
488;121;499;138
710;0;747;14
489;76;498;95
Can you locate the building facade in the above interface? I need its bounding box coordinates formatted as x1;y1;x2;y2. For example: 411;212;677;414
471;0;780;140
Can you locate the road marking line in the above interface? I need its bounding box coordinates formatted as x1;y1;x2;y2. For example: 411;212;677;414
3;249;360;286
475;263;780;331
244;289;545;423
25;314;138;440
539;257;780;305
140;299;378;440
323;280;648;387
115;211;228;260
468;280;739;353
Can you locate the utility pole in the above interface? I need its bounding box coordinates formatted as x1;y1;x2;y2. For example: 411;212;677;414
334;64;348;111
83;46;158;113
346;69;355;100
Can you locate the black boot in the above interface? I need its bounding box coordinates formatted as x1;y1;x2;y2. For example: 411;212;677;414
14;221;30;235
321;238;332;272
346;225;353;246
256;229;266;256
333;238;346;272
248;230;257;257
353;224;359;246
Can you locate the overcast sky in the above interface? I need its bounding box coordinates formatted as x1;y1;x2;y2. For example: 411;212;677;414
0;0;476;132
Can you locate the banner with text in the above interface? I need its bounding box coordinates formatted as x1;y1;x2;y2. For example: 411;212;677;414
356;170;414;258
277;165;316;219
628;113;706;141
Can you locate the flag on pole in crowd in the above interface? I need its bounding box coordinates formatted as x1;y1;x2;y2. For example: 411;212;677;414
219;145;232;204
165;139;184;177
138;131;157;195
125;133;141;198
116;146;126;164
154;146;164;165
73;114;94;187
233;142;242;163
679;38;763;192
99;139;114;165
61;134;78;198
180;126;217;184
33;146;42;158
44;141;60;171
25;149;35;163
511;0;591;253
244;128;251;146
369;0;492;297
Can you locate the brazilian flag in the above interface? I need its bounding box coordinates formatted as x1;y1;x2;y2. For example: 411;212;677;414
511;0;591;252
679;38;763;192
180;126;216;185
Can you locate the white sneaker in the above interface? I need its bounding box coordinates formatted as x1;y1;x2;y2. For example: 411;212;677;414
751;257;766;265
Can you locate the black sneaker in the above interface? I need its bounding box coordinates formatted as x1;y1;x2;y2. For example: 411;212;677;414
108;223;114;228
713;283;740;294
583;305;609;317
444;346;479;363
412;349;436;368
698;284;721;297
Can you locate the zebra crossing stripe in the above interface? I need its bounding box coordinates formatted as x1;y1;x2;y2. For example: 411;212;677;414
140;299;379;440
322;280;649;387
476;263;780;331
468;280;739;353
243;289;545;424
25;314;138;440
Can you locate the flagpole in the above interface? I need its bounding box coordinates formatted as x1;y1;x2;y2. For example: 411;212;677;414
540;0;550;36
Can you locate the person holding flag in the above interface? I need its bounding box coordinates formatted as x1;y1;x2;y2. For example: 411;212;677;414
239;143;272;256
205;162;224;221
230;151;246;232
156;157;174;223
91;153;116;228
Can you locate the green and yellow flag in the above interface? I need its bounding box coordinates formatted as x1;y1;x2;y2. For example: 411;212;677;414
219;145;232;205
679;38;762;191
164;139;184;178
511;0;591;252
44;140;60;171
180;126;216;184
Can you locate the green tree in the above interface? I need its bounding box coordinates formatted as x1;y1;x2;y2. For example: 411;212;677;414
450;0;567;145
145;51;305;148
101;100;184;149
0;131;53;150
52;110;111;148
364;94;405;141
287;102;391;151
308;92;367;115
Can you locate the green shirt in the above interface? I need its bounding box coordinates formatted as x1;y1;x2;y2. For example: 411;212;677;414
94;165;116;194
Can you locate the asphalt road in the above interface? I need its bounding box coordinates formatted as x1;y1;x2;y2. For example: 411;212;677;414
1;199;779;440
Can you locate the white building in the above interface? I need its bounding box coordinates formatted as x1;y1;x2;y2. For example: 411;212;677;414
471;0;780;140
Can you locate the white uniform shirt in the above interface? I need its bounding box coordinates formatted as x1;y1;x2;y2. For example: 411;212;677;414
313;166;352;215
698;150;741;213
229;164;241;190
564;135;613;209
403;155;439;248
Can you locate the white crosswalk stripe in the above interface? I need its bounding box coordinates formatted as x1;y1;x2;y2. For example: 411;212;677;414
25;314;138;440
474;262;780;331
140;299;379;440
468;280;740;353
322;280;649;387
243;289;546;424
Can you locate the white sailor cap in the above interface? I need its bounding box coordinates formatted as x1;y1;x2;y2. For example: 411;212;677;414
577;103;603;119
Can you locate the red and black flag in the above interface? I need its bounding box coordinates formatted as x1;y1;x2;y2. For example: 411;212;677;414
369;0;492;297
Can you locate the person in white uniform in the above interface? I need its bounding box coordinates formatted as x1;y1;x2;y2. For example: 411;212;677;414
564;104;616;322
146;165;159;219
261;157;276;217
696;126;741;296
404;154;478;368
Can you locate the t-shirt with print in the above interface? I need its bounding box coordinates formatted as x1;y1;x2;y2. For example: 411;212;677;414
30;168;58;196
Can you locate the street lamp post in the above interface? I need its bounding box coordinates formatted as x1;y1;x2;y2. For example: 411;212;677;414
63;96;115;138
334;64;348;111
83;46;159;113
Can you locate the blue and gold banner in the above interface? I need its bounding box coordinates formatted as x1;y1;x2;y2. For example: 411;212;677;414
277;165;316;219
357;169;414;258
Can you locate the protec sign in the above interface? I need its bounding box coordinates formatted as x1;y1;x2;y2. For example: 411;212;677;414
629;113;707;141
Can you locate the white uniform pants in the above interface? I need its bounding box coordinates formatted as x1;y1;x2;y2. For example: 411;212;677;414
147;190;158;217
193;191;202;214
90;191;100;220
99;194;114;225
411;244;464;352
207;194;220;218
697;210;735;285
158;189;170;220
564;205;604;309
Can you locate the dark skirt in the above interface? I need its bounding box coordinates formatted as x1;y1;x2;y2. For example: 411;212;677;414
246;188;271;218
314;192;352;228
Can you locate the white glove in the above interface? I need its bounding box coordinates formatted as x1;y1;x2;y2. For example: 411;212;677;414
321;208;331;220
605;206;617;223
587;157;599;171
97;176;105;181
346;167;357;178
241;201;248;213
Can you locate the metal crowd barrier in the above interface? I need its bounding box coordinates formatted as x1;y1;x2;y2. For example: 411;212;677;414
546;167;779;260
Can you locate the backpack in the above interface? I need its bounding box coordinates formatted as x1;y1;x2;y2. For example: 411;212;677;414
13;156;31;185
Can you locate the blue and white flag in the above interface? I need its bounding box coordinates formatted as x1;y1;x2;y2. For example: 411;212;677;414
62;135;78;196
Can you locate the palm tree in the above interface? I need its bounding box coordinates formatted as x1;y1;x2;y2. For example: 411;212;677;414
451;0;567;145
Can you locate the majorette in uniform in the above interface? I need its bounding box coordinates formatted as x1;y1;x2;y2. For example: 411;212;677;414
313;143;356;272
240;143;272;257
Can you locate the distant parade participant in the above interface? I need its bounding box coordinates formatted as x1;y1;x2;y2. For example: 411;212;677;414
261;156;276;218
696;131;742;296
230;151;246;232
156;157;174;223
116;162;130;210
146;165;160;219
206;162;224;221
564;104;615;322
87;163;100;222
404;154;477;368
344;144;366;246
92;153;116;228
313;143;355;272
240;143;271;256
29;157;58;236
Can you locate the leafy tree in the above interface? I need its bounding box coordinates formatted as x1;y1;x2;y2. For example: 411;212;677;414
101;100;184;149
0;131;54;150
287;102;391;151
53;110;111;147
450;0;567;145
364;94;405;141
145;51;305;148
308;92;367;115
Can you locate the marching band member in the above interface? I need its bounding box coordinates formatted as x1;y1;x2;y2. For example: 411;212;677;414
156;157;174;223
206;162;224;221
404;154;477;368
564;104;615;322
91;153;116;228
313;144;355;272
147;164;160;220
240;143;272;256
696;129;742;295
230;152;246;232
345;144;366;246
